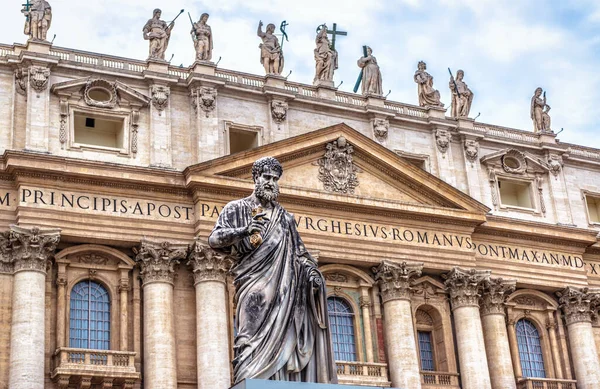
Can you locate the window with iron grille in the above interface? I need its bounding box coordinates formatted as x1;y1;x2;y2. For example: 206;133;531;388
69;280;110;350
327;296;357;361
516;319;546;378
418;331;435;371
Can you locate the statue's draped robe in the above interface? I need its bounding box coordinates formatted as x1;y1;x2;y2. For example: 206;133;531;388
314;32;338;82
531;96;545;132
212;198;337;384
415;70;442;107
357;56;383;95
143;18;171;59
450;79;473;118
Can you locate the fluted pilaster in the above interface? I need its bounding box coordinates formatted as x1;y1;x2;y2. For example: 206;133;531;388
373;260;422;389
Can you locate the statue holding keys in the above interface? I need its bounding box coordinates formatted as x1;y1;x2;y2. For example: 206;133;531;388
257;21;284;75
22;0;52;41
143;8;183;60
189;12;213;62
209;157;337;384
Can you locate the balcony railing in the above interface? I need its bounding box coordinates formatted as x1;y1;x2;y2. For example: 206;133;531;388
51;347;140;387
421;371;460;387
517;377;577;389
336;361;390;387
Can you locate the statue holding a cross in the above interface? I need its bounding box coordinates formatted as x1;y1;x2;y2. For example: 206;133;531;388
313;24;344;86
21;0;52;41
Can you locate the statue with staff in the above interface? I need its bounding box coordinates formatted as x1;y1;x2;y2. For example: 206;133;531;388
354;46;383;96
189;12;213;62
21;0;52;41
448;68;473;118
531;87;551;133
143;8;184;61
257;20;285;75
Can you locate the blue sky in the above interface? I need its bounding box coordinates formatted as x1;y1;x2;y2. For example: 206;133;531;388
2;0;600;148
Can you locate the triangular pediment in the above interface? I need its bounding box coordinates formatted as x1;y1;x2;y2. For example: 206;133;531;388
185;123;489;224
51;77;150;107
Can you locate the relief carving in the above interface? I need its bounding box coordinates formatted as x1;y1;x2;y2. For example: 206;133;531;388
501;149;527;174
59;98;68;147
29;66;50;93
359;296;371;308
77;253;108;265
324;272;348;283
536;174;546;216
372;260;423;303
372;118;389;142
271;100;288;125
151;85;170;114
133;239;186;285
15;69;27;96
480;277;516;316
187;238;232;284
464;139;479;166
435;129;451;155
443;267;490;310
84;79;117;108
547;154;563;177
131;109;139;154
191;86;217;117
317;136;360;194
0;231;12;274
415;309;434;326
9;225;61;274
556;286;600;325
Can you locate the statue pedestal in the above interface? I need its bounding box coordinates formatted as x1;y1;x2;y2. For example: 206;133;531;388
365;94;386;108
146;58;169;73
191;60;216;76
265;74;287;89
315;81;337;100
457;117;475;130
538;130;557;144
25;39;52;55
426;106;447;119
230;379;393;389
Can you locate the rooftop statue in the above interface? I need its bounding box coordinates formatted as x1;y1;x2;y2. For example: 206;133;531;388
208;157;338;384
143;9;177;61
414;61;443;107
356;46;383;96
257;21;284;75
313;24;338;85
449;69;473;118
190;13;213;62
531;87;552;133
22;0;52;41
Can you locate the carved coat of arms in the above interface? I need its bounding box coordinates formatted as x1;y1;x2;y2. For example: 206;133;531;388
317;136;360;194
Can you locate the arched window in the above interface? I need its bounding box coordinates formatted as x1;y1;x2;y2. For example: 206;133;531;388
70;280;110;350
327;296;357;361
516;319;546;378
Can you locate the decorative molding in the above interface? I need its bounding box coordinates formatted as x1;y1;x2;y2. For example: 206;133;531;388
556;286;600;325
29;66;50;93
443;267;490;310
0;231;12;274
76;253;109;265
501;149;527;174
14;68;27;96
372;118;389;142
415;309;434;326
325;272;348;283
9;225;61;274
84;79;118;108
536;174;546;216
151;85;170;114
191;86;217;117
359;296;371;308
487;167;498;210
513;296;542;308
464;139;479;166
316;136;360;194
435;129;451;155
186;238;232;284
133;239;187;286
131;109;139;155
271;100;288;127
59;97;68;147
547;154;563;178
480;277;516;316
372;260;423;303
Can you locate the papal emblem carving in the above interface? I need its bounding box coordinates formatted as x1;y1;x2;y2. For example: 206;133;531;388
316;136;360;194
29;66;50;93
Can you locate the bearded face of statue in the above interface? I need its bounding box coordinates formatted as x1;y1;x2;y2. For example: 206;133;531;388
254;168;280;202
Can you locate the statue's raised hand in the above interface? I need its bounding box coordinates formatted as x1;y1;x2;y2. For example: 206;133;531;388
246;211;268;236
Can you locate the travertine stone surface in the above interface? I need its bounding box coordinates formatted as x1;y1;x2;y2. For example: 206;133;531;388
187;240;232;388
445;267;492;389
373;260;422;389
8;271;46;389
557;286;600;388
26;66;51;151
142;282;178;389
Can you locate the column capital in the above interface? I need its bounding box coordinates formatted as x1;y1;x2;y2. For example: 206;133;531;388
556;286;600;325
480;277;516;317
372;260;423;303
9;225;61;274
133;239;187;286
186;239;232;284
444;267;491;310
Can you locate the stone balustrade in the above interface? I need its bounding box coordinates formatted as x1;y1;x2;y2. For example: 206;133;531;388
335;361;390;387
420;371;460;387
516;378;577;389
51;347;139;387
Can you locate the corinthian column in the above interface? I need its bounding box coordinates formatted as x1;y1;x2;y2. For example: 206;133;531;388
8;225;60;389
134;240;187;389
557;287;600;389
373;260;423;389
187;239;232;389
444;267;492;389
480;277;516;389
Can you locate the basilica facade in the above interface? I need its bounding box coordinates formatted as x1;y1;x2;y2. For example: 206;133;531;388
1;18;600;389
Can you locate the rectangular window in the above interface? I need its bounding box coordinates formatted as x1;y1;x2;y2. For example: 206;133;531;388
229;128;259;154
498;180;533;209
74;112;124;149
586;195;600;223
418;331;435;371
